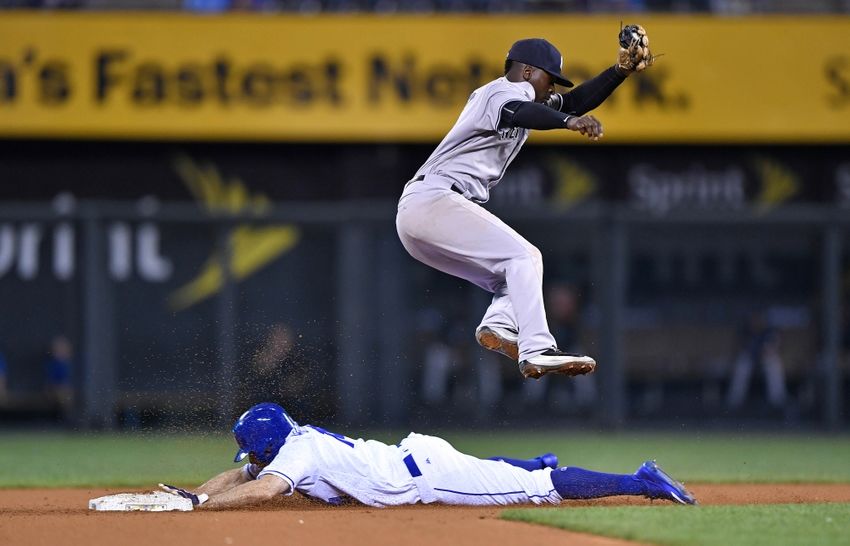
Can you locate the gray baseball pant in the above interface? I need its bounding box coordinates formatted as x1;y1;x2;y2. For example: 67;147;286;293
396;176;556;361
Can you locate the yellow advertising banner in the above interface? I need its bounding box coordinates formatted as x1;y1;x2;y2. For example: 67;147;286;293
0;13;848;143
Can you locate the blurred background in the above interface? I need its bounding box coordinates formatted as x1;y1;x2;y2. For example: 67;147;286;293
0;2;848;435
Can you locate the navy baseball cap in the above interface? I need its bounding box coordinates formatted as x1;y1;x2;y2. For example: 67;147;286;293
506;38;574;88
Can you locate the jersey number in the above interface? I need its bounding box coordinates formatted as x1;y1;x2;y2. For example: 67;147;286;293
311;425;355;448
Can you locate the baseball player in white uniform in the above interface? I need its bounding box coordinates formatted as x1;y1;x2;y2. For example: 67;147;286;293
159;403;696;509
396;33;653;379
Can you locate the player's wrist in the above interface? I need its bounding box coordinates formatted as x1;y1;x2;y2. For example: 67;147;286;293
613;64;631;77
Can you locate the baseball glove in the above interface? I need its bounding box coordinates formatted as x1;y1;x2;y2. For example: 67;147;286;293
617;23;654;74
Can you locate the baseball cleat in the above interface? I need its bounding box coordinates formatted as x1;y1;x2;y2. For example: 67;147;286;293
518;348;596;379
536;453;559;470
635;460;698;505
475;325;519;361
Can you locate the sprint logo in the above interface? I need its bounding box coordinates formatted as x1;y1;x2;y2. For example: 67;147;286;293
168;155;300;311
752;157;799;214
549;156;597;208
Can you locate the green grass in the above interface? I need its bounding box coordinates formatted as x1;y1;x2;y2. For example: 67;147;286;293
0;432;235;488
502;504;850;546
1;431;849;487
440;431;850;483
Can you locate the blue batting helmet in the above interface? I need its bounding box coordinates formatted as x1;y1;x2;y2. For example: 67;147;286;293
232;402;298;465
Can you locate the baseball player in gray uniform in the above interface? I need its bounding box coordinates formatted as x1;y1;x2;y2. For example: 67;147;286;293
396;31;653;379
159;402;696;509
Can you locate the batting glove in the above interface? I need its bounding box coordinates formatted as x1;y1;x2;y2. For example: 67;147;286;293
158;483;210;506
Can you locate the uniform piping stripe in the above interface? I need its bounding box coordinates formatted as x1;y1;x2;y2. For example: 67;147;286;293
257;469;296;491
494;97;517;132
434;487;557;499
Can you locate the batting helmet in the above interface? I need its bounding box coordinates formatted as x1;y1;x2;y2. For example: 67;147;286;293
232;402;298;465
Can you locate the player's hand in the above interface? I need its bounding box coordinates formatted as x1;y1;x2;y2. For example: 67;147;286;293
158;483;210;506
566;115;603;141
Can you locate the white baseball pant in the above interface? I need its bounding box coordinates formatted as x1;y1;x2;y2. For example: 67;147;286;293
398;433;561;506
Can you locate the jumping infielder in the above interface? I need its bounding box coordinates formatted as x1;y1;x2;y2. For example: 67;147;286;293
396;30;653;379
159;402;695;509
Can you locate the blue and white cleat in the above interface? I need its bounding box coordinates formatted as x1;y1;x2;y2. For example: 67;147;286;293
537;453;559;470
635;460;698;505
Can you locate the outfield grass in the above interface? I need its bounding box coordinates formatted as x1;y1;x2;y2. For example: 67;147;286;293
502;504;850;546
1;431;849;487
0;432;235;488
440;431;850;483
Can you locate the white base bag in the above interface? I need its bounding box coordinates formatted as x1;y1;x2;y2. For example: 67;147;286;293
89;491;194;512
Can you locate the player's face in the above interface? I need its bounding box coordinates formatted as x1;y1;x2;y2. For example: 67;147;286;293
249;453;269;468
527;67;556;103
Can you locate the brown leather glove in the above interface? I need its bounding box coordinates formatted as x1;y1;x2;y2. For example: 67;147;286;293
617;24;654;75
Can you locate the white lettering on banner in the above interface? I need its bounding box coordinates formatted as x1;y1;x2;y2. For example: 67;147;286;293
836;164;850;208
53;223;74;280
0;194;173;282
136;223;172;281
490;167;545;206
629;164;746;215
18;224;42;280
0;226;13;277
109;223;133;280
52;193;75;280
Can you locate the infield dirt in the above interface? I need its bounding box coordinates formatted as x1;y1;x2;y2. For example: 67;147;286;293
2;485;849;546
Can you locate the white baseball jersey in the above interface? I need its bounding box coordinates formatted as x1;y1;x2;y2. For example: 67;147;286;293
244;426;561;507
413;77;535;203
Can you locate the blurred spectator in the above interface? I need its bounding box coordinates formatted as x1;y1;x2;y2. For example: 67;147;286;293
44;335;74;420
725;310;788;411
2;0;847;11
417;308;473;406
0;347;8;405
1;0;83;6
244;322;324;416
183;0;231;11
231;0;280;9
523;282;596;411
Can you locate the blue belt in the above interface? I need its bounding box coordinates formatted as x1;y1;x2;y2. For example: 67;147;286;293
402;453;422;477
400;449;436;503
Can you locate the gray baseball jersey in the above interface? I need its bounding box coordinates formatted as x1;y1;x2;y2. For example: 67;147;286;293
413;77;535;203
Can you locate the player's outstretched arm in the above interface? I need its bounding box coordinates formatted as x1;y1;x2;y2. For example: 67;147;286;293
158;467;253;508
547;23;654;116
201;474;290;510
548;67;625;117
195;467;251;496
501;101;603;141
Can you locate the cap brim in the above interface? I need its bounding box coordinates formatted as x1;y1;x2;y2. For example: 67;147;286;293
234;449;249;463
549;72;574;88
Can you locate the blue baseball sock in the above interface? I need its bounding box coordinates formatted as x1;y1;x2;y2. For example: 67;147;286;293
488;456;544;471
550;467;646;499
